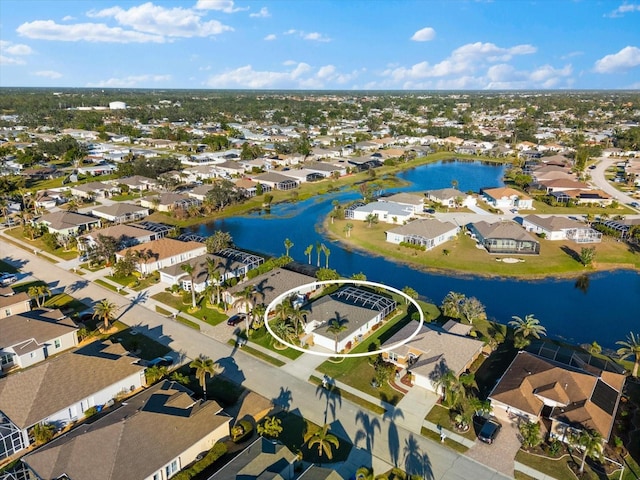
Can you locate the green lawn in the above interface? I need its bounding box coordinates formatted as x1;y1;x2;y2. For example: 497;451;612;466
420;426;468;453
249;327;304;360
308;375;385;415
4;227;78;260
44;292;90;315
227;339;286;367
105;273;160;291
151;291;228;326
94;279;128;295
327;218;640;278
424;404;477;442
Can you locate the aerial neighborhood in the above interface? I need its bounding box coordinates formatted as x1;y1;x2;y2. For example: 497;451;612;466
0;89;639;480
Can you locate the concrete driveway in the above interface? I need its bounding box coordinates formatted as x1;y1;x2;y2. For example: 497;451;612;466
465;418;522;477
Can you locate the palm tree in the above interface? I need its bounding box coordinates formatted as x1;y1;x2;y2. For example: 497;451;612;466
181;263;197;309
571;428;604;475
289;308;307;336
28;285;51;308
365;213;378;228
326;315;348;354
401;286;419;304
32;423;55;445
441;291;465;319
617;331;640;377
509;314;546;348
251;303;267;330
316;241;322;267
232;284;255;332
92;299;119;331
343;223;354;237
206;258;223;306
304;244;313;264
323;244;331;268
274;297;294;322
433;369;464;409
284;238;294;258
304;424;340;463
189;354;218;400
271;318;296;347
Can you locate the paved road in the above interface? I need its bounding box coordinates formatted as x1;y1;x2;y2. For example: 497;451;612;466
590;156;639;208
0;236;510;480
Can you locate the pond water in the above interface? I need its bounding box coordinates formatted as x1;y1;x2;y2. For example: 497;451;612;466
190;161;640;350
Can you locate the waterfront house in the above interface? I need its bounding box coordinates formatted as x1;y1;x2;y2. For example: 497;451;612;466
467;220;540;255
385;218;459;250
117;175;159;191
522;215;602;243
91;203;150;224
115;238;207;276
0;340;146;460
0;309;78;372
482;187;534;210
249;172;299;190
381;321;484;392
380;193;425;214
424;188;472;208
140;193;201;213
21;380;231;480
347;201;415;225
488;350;625;444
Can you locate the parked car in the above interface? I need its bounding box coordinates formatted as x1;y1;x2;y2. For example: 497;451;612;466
227;314;246;326
147;355;174;368
477;418;501;444
0;273;18;286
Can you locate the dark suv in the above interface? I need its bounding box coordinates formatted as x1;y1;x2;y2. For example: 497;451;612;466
478;418;501;444
227;314;246;326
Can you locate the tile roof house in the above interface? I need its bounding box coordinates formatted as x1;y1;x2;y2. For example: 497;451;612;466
210;437;298;480
381;321;484;393
467;220;540;255
0;340;146;460
69;181;120;199
481;187;533;210
91;202;150;224
35;211;101;236
424;188;470;208
488;351;625;443
522;215;602;243
22;380;231;480
385;219;459;251
0;288;31;320
0;309;78;373
117;175;158;191
115;238;207;276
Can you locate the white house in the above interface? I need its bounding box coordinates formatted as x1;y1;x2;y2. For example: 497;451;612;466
347;201;415;225
115;238;207;276
522;215;602;243
0;340;146;460
482;187;534;210
379;193;424;214
385;219;460;250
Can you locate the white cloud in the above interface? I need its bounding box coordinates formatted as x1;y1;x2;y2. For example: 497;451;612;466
86;74;171;87
17;20;165;43
206;63;357;89
250;7;270;18
284;29;298;35
411;27;436;42
0;40;34;66
62;15;75;21
34;70;63;79
88;3;233;38
606;3;640;17
303;32;331;42
594;46;640;73
194;0;248;13
264;34;277;41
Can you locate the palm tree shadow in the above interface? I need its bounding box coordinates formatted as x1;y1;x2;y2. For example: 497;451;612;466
354;411;381;452
403;434;433;480
66;279;89;294
119;290;149;318
216;355;246;386
316;380;342;424
271;386;293;412
383;407;405;467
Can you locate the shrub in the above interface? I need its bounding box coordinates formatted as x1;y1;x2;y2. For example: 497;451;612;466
84;406;98;418
231;419;254;442
171;442;228;480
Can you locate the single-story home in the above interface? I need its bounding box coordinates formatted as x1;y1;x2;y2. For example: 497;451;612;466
381;321;484;393
35;211;101;236
385;219;459;250
187;184;215;201
304;161;346;178
424;188;475;208
549;189;613;206
347;201;415;225
77;163;117;176
0;287;31;320
489;351;625;444
380;193;424;214
482;187;534;210
0;340;146;460
115;238;207;276
140;193;202;212
0;309;78;372
69;181;120;199
522;215;602;243
21;380;231;480
250;172;299;190
79;223;161;252
467;220;540;255
117;175;158;191
91;203;150;224
303;287;397;353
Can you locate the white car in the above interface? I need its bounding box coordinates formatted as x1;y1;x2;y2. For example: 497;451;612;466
0;273;18;286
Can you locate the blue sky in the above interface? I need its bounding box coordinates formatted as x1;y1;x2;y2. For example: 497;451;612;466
1;0;639;90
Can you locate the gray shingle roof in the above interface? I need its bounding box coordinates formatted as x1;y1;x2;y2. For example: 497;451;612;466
0;340;145;429
0;309;77;350
386;218;458;239
23;380;230;480
37;211;100;231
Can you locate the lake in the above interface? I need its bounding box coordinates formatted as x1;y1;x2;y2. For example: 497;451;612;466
190;160;640;350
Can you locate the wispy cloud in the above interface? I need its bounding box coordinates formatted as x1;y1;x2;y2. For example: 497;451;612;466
194;0;248;13
411;27;436;42
606;3;640;17
594;46;640;73
34;70;63;79
250;7;270;18
264;34;276;41
87;74;171;87
0;40;34;65
18;20;166;43
283;29;331;42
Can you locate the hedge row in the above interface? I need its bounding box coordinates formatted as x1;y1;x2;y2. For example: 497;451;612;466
171;442;228;480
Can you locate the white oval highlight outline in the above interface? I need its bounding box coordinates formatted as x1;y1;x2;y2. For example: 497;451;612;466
264;279;424;358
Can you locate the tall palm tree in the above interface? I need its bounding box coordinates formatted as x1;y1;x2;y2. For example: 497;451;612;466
284;238;294;258
181;263;197;309
326;315;348;354
304;244;313;264
92;299;119;331
274;297;294;322
509;314;546;348
316;241;322;267
433;369;464;409
571;428;604;475
28;285;51;308
232;284;255;332
441;291;465;319
323;245;331;268
189;354;218;400
271;318;296;347
289;308;307;336
304;424;339;463
617;331;640;377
